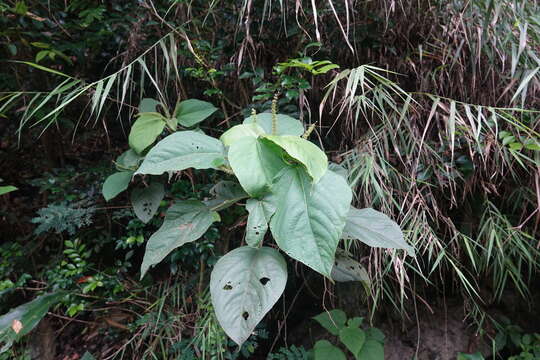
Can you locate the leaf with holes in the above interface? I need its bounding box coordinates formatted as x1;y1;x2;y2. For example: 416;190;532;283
135;131;226;175
220;123;265;146
313;340;346;360
339;326;366;358
204;181;248;211
210;246;287;346
269;168;352;277
102;171;133;201
245;198;273;247
262;135;328;183
140;201;219;278
331;250;370;284
312;309;347;336
131;183;165;223
128;112;167;154
0;292;64;353
243;113;304;136
175;99;217;127
228;136;286;196
342;208;414;255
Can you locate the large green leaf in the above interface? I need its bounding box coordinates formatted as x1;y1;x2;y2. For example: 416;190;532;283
140;201;219;278
131;183;165;223
175;99;217;127
357;339;384;360
0;186;17;196
339;326;366;358
312;309;347;336
128;112;167;154
342;208;413;255
210;246;287;347
135;131;225;175
204;181;248;211
243;113;304;136
313;340;346;360
0;292;64;353
245;198;272;247
220;123;265;147
269;168;352;277
262;135;327;183
228;136;286;196
102;171;133;201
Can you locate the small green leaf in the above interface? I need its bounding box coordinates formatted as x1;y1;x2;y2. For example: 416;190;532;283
175;99;217;127
243;113;304;136
136;131;226;175
269;168;352;277
115;149;142;170
102;171;133;201
140;201;218;278
524;142;540;151
262;135;328;183
228;136;286;196
245;198;272;247
509;142;524;151
342;208;413;255
220;123;265;146
0;186;17;196
128;112;167;154
339;326;366;358
357;339;384;360
131;183;165;223
138;98;160;113
204;181;248;211
366;328;386;342
313;340;346;360
210;246;287;347
312;309;347;336
331;250;370;284
457;353;485;360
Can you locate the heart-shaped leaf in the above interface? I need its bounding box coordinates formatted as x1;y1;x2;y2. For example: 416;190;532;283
269;168;352;277
342;207;414;255
136;131;225;175
131;183;165;223
312;309;347;336
140;200;219;278
210;246;287;347
339;326;366;358
220;123;265;146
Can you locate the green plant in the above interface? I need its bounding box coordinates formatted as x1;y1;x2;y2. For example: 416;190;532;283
311;309;385;360
103;99;412;347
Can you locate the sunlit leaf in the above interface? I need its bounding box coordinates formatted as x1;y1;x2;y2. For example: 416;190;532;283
128;112;167;154
243;113;304;136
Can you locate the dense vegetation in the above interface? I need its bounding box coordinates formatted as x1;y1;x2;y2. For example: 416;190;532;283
0;0;539;359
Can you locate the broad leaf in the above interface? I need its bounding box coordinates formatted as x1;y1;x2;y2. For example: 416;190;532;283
0;292;64;353
357;339;384;360
102;171;133;201
210;246;287;346
128;112;167;154
136;131;225;175
138;98;160;113
0;186;17;196
339;326;366;358
228;136;286;196
312;309;347;336
313;340;346;360
115;149;142;171
342;208;413;255
175;99;217;127
131;183;165;223
140;201;219;278
262;135;327;183
328;162;348;180
243;113;304;136
245;198;272;247
204;181;248;211
331;250;370;284
220;123;265;147
269;168;352;277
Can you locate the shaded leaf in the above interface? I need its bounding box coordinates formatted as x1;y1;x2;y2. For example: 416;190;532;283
331;250;370;284
357;339;384;360
204;181;248;211
0;186;17;196
138;98;160;113
102;171;133;201
131;183;165;223
175;99;217;127
140;201;219;278
312;309;347;336
115;149;142;171
136;131;225;175
210;246;287;346
339;326;366;358
245;198;272;247
313;340;346;360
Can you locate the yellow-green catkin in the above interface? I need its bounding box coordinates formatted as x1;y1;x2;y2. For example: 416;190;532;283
271;94;278;135
302;123;316;139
